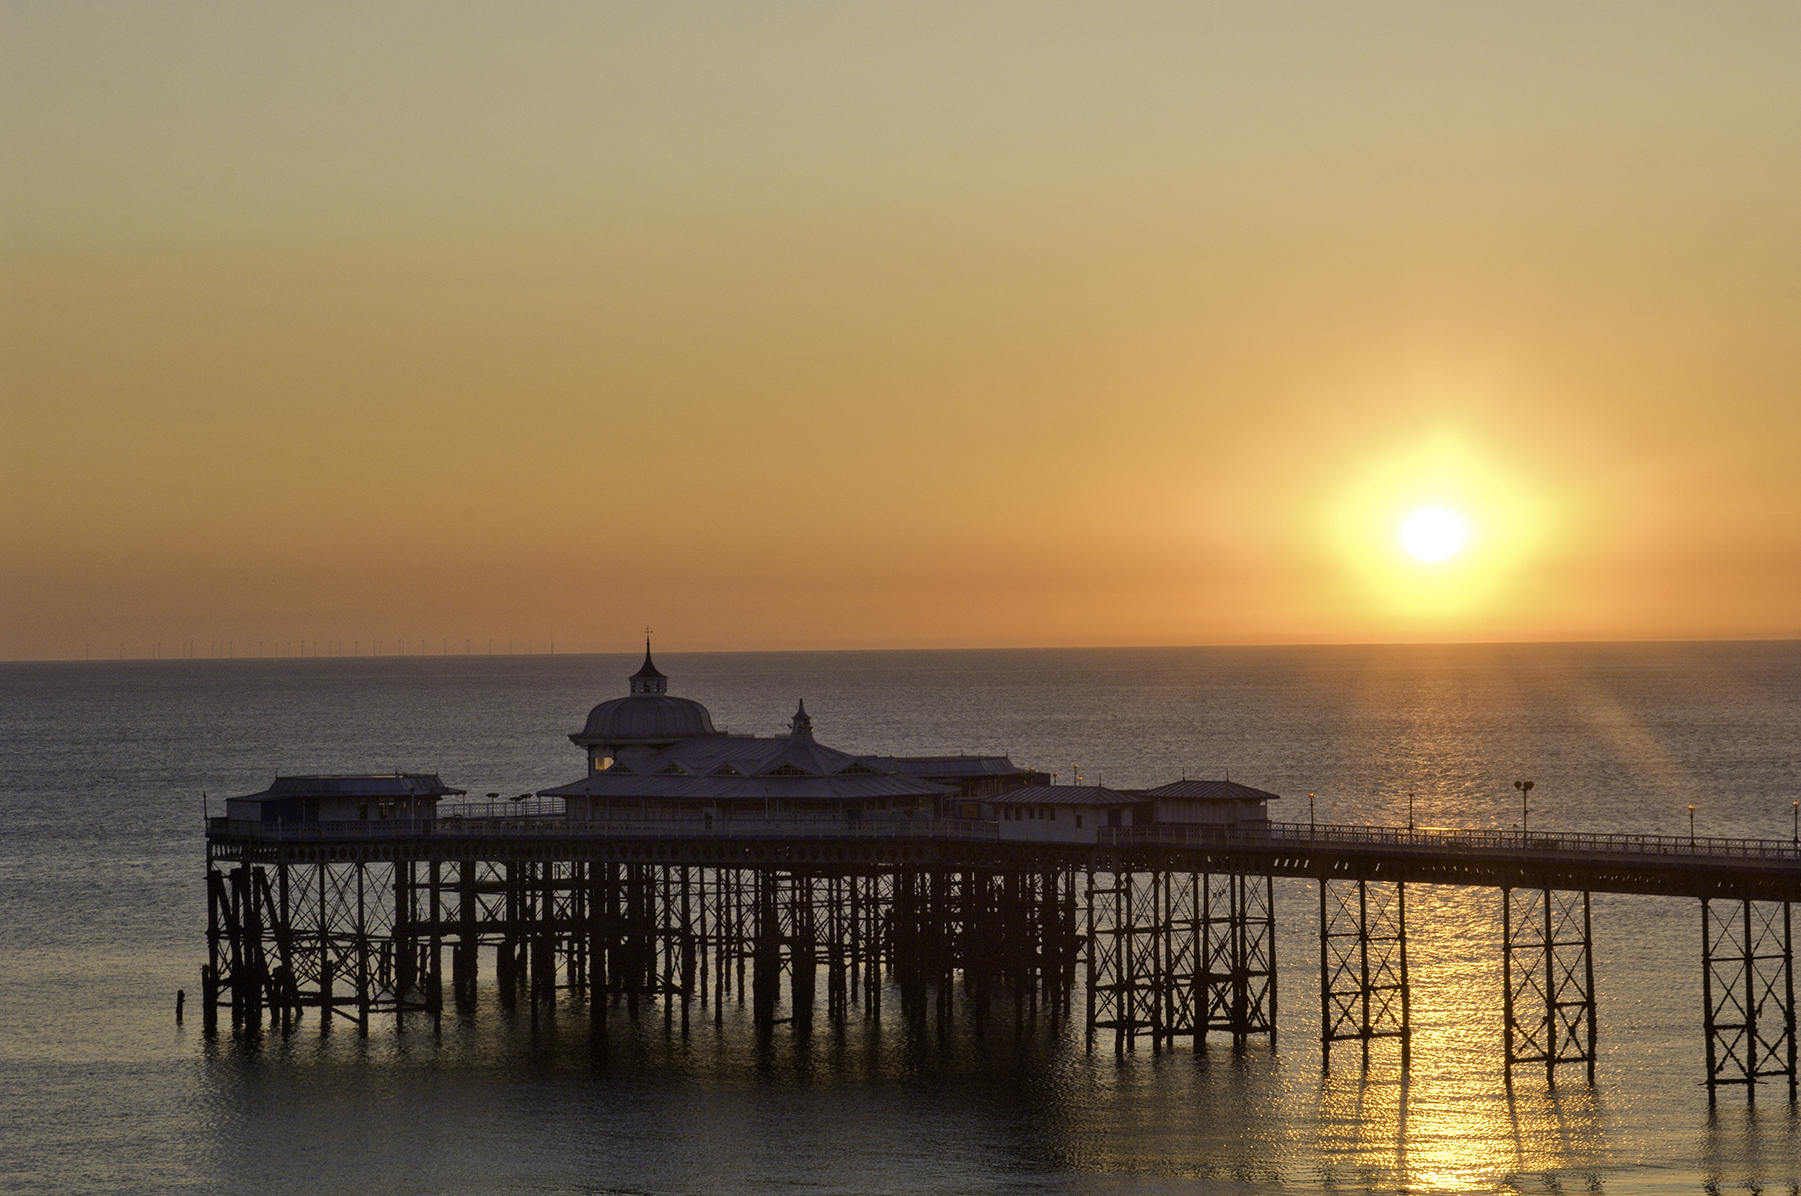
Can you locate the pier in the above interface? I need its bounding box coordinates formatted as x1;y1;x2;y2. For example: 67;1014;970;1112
204;811;1800;1102
201;651;1800;1103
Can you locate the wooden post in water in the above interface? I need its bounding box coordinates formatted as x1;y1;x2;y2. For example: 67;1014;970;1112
203;864;223;1035
316;864;332;1035
275;863;294;1034
589;862;608;1044
790;874;815;1036
394;861;413;1033
453;861;477;1015
1786;902;1797;1104
355;863;371;1037
752;872;780;1033
428;859;443;1033
1502;887;1517;1085
680;866;695;1037
319;958;334;1036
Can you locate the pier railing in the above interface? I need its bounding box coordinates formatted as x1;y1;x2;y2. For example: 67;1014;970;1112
207;814;1000;843
204;812;1801;866
439;798;566;820
1102;820;1801;864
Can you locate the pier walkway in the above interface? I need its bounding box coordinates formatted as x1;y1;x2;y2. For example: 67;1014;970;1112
210;813;1801;899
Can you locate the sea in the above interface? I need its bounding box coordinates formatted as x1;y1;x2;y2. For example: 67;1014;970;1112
3;641;1800;1195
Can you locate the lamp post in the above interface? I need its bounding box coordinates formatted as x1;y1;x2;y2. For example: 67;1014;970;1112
1791;800;1797;845
1407;792;1415;833
1689;804;1696;846
1309;792;1316;834
1514;779;1534;842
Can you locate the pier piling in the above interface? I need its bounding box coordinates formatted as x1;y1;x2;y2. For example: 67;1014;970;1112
203;819;1800;1097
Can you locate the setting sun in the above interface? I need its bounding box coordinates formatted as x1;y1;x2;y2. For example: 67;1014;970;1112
1316;421;1567;634
1401;509;1468;562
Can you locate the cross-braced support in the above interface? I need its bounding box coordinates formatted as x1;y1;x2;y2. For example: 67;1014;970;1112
199;855;1121;1049
1502;887;1596;1084
1085;868;1159;1053
1702;899;1797;1103
1202;870;1277;1049
1318;878;1410;1068
205;858;434;1037
1086;867;1275;1055
1154;870;1202;1052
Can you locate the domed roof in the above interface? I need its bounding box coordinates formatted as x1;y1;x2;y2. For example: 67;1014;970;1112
573;693;719;747
570;644;720;749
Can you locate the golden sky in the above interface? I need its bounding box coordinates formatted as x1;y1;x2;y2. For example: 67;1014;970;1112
4;2;1798;658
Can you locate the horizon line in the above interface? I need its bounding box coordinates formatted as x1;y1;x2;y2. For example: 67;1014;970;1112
5;633;1799;666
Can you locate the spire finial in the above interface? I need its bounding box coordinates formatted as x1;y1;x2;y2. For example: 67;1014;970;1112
629;636;667;694
789;698;814;740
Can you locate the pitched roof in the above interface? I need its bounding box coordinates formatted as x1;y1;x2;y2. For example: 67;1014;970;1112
1138;779;1280;802
990;785;1137;807
229;773;465;801
873;755;1031;779
540;733;951;804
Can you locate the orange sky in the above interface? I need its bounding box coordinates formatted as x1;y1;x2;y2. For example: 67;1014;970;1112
3;2;1798;659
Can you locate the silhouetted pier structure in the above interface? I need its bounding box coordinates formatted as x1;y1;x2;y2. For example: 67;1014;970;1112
201;648;1799;1102
204;812;1801;1103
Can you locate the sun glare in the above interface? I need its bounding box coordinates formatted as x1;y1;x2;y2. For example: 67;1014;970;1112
1321;419;1558;629
1401;508;1467;562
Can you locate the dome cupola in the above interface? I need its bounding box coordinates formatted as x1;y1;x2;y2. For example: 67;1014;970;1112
570;642;720;768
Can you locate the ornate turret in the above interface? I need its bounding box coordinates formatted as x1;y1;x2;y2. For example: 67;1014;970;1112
571;642;720;770
789;699;815;742
629;641;667;695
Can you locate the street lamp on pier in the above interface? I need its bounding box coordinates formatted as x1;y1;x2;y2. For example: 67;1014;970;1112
1689;804;1696;846
1407;792;1415;833
1514;780;1534;842
1791;800;1796;845
1309;792;1316;834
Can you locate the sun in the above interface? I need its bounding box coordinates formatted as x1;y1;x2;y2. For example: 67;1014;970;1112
1322;422;1560;627
1400;508;1467;562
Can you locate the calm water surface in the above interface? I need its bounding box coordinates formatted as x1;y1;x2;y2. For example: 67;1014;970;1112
3;642;1800;1194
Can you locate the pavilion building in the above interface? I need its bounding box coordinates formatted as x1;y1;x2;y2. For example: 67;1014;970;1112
543;646;1043;824
541;646;1280;840
1137;779;1277;827
223;773;464;825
